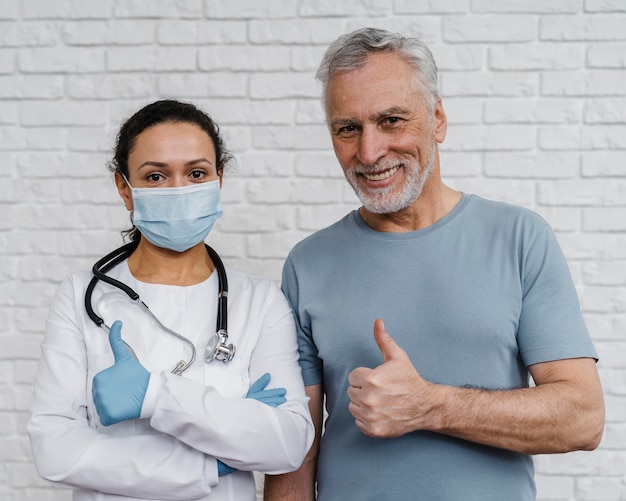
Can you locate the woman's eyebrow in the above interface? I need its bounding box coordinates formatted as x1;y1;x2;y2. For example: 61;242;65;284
186;158;215;167
136;158;214;170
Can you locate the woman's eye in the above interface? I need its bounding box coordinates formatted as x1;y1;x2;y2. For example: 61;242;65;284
190;170;205;179
147;173;163;182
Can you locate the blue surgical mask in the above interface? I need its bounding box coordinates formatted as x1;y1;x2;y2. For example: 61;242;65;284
127;179;223;252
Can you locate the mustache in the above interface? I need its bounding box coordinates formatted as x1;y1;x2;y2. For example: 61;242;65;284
355;158;405;175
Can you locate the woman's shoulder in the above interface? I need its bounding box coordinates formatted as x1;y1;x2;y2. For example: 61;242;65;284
57;268;95;292
224;268;285;306
225;267;279;289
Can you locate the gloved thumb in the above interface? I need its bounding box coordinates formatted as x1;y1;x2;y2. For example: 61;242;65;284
373;318;403;363
108;320;130;363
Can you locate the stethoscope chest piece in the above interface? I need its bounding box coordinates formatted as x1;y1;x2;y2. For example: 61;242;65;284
204;329;236;363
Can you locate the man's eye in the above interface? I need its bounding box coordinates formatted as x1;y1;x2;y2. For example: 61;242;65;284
337;124;358;135
385;117;400;125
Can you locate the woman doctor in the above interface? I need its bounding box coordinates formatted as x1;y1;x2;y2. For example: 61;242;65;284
28;99;314;501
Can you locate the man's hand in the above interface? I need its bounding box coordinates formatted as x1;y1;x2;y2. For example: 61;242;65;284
347;318;436;438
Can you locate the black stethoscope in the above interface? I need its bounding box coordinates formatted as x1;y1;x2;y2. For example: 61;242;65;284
85;241;236;375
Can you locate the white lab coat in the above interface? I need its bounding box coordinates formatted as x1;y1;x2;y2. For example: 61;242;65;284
28;260;314;500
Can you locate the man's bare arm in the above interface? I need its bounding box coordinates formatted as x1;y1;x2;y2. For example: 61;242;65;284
347;319;604;454
264;384;323;500
428;357;604;453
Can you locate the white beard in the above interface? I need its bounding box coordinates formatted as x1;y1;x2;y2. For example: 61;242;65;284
347;145;437;215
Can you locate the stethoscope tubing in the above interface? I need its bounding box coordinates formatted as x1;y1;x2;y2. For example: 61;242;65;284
85;241;231;374
85;241;137;325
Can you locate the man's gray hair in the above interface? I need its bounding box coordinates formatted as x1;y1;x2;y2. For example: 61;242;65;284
316;27;440;111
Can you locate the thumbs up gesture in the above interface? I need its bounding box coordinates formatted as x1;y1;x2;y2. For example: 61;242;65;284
92;320;150;426
347;319;432;438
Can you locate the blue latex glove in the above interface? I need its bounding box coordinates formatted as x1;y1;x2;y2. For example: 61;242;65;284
92;320;149;426
246;372;287;407
217;373;287;477
217;460;237;476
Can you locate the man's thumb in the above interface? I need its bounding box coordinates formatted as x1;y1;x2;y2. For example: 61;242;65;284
373;318;402;363
108;320;129;362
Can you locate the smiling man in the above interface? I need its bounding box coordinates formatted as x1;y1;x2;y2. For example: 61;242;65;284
326;49;448;225
264;28;604;501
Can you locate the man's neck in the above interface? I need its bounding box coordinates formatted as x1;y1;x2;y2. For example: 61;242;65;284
359;183;462;233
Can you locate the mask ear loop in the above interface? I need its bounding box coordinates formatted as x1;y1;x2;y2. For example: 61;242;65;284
118;171;138;234
120;172;133;189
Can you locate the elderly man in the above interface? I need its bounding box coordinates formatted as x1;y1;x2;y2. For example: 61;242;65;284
264;27;604;500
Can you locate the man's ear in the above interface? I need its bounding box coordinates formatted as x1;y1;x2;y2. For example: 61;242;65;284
433;99;447;144
114;171;133;211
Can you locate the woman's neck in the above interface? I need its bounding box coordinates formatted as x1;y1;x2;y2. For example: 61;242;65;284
127;240;215;286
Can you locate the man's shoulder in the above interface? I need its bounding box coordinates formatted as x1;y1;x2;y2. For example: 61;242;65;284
289;210;356;257
465;194;549;228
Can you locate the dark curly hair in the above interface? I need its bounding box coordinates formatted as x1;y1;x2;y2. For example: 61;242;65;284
109;99;233;242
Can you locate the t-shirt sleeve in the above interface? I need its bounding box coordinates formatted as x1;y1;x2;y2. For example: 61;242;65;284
516;221;597;366
282;255;324;386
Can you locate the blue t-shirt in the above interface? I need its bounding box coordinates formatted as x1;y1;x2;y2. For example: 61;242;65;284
282;194;596;501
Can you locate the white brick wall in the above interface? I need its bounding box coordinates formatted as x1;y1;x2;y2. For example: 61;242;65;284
1;1;624;499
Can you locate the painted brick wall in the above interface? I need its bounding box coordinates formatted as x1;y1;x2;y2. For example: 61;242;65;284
1;1;625;499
